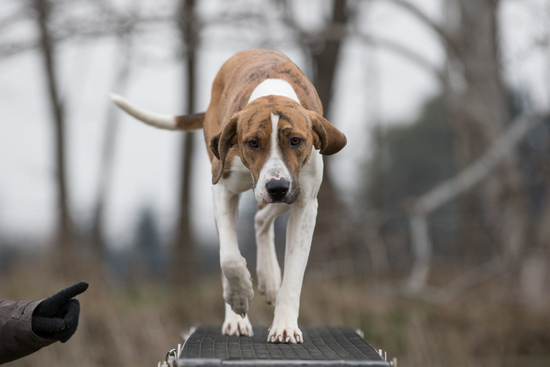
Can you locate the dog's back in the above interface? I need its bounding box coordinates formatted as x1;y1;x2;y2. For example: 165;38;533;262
206;49;323;127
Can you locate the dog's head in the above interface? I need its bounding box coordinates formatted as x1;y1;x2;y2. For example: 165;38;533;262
210;96;347;205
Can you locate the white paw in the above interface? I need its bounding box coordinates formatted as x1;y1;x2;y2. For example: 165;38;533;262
267;324;303;344
222;307;254;337
267;308;302;343
222;258;254;316
257;262;281;305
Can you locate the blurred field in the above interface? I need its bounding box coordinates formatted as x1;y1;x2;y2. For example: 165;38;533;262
2;260;549;367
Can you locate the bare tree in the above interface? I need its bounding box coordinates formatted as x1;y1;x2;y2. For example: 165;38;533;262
171;0;199;284
32;0;75;274
444;0;530;260
278;0;358;278
308;0;354;271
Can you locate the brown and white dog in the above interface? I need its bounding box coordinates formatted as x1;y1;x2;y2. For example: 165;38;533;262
110;49;347;343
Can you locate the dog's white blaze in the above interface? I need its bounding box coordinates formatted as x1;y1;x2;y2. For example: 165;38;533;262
269;113;280;163
248;79;300;105
263;113;290;180
254;113;292;203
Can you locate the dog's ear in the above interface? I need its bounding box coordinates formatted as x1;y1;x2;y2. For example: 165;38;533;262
310;112;347;155
210;113;240;184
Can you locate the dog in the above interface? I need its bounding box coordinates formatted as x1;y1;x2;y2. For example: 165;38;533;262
110;49;347;343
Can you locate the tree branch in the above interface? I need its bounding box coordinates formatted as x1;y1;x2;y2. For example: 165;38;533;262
413;111;549;215
291;21;448;86
380;0;460;58
0;13;171;60
355;33;448;85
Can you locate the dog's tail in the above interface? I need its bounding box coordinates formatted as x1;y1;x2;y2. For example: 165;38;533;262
109;93;204;131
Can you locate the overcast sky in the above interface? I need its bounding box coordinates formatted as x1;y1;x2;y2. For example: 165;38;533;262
0;0;547;249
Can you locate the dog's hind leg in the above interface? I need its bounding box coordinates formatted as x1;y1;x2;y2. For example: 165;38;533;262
255;203;289;305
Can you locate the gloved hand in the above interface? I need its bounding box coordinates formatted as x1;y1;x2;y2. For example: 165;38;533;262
32;281;88;343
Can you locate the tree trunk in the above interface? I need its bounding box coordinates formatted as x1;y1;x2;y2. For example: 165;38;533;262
308;0;354;278
33;0;75;275
447;0;529;260
171;0;198;284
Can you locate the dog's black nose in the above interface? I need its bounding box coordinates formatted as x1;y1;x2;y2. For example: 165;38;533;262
266;179;289;201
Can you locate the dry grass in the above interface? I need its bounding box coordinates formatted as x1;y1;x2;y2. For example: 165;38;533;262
1;261;549;367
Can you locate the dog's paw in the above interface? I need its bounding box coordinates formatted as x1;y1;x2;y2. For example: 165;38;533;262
222;309;254;337
267;307;302;343
267;324;303;344
222;258;254;316
223;277;254;316
257;263;281;305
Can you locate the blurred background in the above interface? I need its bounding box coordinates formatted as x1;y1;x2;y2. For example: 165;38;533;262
1;0;550;366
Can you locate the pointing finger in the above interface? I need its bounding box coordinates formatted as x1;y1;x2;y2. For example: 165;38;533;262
51;281;89;305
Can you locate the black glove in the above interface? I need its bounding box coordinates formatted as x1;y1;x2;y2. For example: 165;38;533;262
32;281;88;343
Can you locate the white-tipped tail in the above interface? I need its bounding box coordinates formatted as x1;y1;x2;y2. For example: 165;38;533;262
109;93;177;130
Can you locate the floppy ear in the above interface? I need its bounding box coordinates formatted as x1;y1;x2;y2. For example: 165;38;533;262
310;112;347;155
210;114;239;184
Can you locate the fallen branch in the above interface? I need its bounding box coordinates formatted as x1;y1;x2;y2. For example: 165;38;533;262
406;110;549;294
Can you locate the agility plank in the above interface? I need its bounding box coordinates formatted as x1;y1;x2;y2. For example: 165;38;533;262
178;326;389;367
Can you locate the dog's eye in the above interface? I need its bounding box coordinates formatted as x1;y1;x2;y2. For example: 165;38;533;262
290;137;302;146
248;139;259;148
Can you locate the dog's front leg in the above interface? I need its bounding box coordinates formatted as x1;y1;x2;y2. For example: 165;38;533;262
267;197;318;344
222;288;253;336
212;182;254;336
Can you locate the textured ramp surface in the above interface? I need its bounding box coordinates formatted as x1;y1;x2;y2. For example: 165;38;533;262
179;326;388;366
